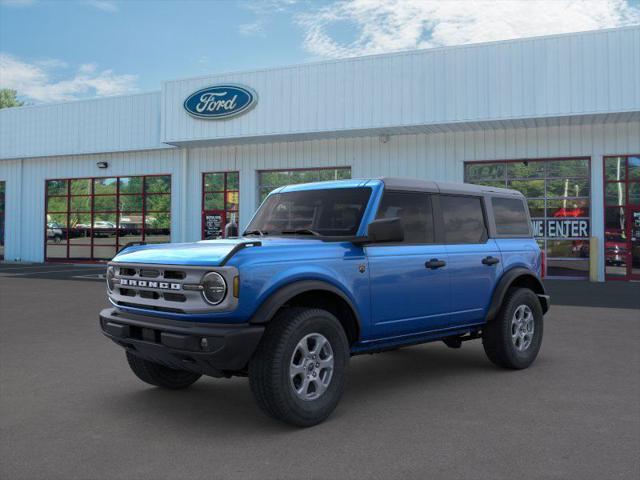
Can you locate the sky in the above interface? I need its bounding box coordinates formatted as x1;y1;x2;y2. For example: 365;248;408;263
1;0;639;104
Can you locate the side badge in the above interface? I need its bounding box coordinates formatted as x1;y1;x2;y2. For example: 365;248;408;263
358;264;366;273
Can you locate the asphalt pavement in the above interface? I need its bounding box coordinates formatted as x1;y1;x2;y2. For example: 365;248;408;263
0;264;638;480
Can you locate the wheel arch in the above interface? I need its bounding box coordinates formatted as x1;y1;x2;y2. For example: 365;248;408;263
249;280;361;345
486;268;549;322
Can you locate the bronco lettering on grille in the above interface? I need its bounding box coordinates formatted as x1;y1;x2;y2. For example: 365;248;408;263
119;278;181;290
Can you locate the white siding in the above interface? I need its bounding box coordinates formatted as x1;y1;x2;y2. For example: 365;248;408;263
1;120;639;279
0;92;168;160
162;27;640;145
0;149;182;262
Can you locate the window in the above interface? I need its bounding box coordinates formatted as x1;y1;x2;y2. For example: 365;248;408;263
441;195;487;244
246;187;371;237
603;155;640;280
0;181;4;260
492;197;530;235
45;175;171;261
202;172;239;239
375;192;434;243
257;167;351;203
465;157;591;277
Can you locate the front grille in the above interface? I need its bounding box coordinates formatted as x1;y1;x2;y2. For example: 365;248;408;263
108;262;238;314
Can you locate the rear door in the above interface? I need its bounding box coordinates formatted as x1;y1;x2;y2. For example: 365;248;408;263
366;191;451;338
439;194;503;325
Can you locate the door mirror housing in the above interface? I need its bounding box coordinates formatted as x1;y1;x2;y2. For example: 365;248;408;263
354;217;404;244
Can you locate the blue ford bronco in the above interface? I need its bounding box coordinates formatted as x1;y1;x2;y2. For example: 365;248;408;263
100;178;549;426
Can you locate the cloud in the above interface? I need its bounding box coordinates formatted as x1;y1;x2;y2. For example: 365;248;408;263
0;53;138;103
238;19;266;36
297;0;640;58
83;0;118;12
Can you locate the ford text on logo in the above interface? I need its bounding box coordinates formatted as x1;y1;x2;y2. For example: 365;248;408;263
183;84;257;119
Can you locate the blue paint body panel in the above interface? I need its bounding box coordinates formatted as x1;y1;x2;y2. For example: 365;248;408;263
110;178;543;351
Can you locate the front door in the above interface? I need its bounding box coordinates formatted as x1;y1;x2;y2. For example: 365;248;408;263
367;191;451;339
202;210;225;240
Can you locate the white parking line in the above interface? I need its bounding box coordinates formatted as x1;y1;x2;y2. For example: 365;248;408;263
0;268;105;276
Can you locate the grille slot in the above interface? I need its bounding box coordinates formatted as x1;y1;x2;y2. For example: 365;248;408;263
139;290;160;300
164;270;186;280
163;292;187;303
119;288;136;297
119;267;136;276
140;269;160;278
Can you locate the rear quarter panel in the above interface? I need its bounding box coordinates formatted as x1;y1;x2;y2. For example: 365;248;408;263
495;238;541;277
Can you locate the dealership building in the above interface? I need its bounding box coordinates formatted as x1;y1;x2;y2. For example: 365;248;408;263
1;26;639;281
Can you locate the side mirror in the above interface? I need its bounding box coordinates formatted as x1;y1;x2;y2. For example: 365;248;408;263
354;217;404;244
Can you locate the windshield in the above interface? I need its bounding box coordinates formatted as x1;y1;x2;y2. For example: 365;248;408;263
245;187;372;237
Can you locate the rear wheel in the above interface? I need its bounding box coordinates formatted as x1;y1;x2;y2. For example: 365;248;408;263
249;307;350;427
126;352;201;389
482;288;543;369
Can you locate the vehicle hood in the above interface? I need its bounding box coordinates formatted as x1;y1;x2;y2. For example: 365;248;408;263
111;237;339;266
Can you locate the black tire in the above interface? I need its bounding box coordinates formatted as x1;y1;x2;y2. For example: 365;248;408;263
248;307;350;427
126;352;201;389
482;287;543;369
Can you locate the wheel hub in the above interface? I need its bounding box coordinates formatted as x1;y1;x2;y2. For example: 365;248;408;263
511;304;534;352
290;333;334;401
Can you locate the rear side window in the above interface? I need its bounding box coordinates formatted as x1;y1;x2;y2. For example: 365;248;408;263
376;191;434;243
440;195;487;244
492;197;530;236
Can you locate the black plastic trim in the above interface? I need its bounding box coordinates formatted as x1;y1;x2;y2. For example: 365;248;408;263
249;280;362;331
219;241;262;266
99;308;264;375
485;268;549;322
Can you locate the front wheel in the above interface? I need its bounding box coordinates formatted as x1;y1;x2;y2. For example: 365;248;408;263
248;307;350;427
482;287;544;369
126;352;201;389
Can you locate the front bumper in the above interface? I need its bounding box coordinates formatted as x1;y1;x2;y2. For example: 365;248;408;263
99;308;264;377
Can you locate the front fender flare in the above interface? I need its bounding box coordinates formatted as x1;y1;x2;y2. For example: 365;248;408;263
485;268;549;322
249;279;362;329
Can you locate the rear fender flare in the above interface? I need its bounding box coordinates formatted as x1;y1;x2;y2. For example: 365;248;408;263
485;268;549;322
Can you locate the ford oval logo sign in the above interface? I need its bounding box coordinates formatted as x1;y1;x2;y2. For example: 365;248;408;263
183;84;257;120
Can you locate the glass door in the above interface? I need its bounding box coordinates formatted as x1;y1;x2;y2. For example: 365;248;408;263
202;172;239;239
604;155;640;281
631;208;640;280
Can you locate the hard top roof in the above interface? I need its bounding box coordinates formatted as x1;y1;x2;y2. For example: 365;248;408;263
275;177;523;197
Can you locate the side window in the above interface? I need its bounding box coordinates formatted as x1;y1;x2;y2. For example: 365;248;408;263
375;191;434;243
492;197;530;236
440;195;487;244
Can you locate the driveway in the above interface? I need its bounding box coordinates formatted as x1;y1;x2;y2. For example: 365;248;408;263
0;265;638;480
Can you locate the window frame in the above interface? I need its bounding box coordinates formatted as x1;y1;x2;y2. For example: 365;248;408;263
372;190;438;245
486;195;533;239
0;180;5;260
464;157;592;278
44;174;171;262
438;193;489;245
201;171;240;239
602;154;640;281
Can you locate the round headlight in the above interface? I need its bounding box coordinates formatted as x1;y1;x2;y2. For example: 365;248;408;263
106;266;115;292
201;272;227;305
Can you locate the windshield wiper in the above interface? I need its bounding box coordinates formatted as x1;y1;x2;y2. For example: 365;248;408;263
281;228;321;237
243;229;267;237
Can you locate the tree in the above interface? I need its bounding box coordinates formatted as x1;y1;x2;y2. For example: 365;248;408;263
0;89;24;109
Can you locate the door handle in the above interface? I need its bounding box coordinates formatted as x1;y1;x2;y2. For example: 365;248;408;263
482;256;500;266
425;258;446;269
